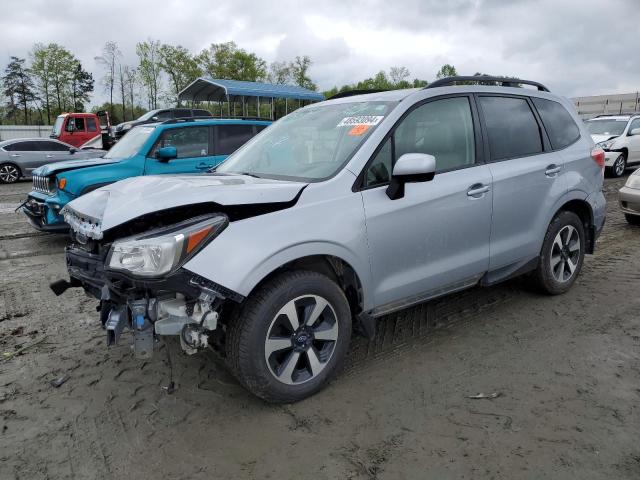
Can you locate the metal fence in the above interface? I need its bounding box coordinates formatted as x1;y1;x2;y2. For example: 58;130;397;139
0;125;51;141
573;92;640;119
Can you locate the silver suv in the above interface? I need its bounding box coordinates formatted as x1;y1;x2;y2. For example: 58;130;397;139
54;76;606;402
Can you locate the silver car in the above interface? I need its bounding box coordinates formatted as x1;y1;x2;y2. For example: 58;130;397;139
0;138;104;184
55;76;606;402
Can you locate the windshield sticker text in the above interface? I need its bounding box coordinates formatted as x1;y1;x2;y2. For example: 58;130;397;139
337;116;384;127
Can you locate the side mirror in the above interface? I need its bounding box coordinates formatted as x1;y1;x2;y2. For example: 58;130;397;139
156;146;177;161
386;153;436;200
151;116;159;122
69;147;77;154
629;128;640;136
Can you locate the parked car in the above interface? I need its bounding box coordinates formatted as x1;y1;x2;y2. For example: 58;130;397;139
585;114;640;177
114;108;213;139
50;111;113;148
619;168;640;224
22;118;270;232
0;138;104;184
54;76;605;403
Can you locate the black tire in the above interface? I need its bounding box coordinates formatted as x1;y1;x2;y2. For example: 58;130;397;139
533;211;586;295
226;270;352;403
608;153;627;178
625;214;640;226
0;163;21;184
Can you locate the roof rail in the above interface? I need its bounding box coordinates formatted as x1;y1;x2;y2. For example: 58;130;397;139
327;89;388;100
425;76;550;92
161;116;270;125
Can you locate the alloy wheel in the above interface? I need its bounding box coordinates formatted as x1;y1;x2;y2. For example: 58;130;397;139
550;225;581;283
264;294;339;385
614;155;626;177
0;164;20;183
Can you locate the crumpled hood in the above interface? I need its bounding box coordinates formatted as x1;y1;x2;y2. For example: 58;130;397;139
591;134;618;144
33;156;117;177
63;173;307;235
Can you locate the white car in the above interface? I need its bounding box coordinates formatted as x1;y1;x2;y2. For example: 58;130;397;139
585;114;640;177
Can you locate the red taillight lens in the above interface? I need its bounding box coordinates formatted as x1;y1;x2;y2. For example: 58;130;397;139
591;148;605;168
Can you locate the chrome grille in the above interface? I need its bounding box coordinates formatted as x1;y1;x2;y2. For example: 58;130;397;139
33;175;54;194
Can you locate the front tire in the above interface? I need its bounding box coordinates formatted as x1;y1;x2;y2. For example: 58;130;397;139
533;211;585;295
608;153;626;178
226;270;352;403
0;163;21;184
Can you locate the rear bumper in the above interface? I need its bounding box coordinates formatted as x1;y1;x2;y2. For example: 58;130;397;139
619;186;640;216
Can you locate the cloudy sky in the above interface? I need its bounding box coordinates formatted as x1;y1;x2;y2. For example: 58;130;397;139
0;0;638;106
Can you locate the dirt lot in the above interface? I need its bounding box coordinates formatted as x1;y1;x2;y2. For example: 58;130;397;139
0;175;639;480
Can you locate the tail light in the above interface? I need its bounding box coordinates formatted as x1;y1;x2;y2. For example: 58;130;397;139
591;148;605;168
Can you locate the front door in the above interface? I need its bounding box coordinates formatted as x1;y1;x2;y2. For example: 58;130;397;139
360;95;493;312
626;117;640;163
144;126;225;175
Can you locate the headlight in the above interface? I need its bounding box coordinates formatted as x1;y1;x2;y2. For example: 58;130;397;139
596;139;616;150
107;214;228;277
625;174;640;190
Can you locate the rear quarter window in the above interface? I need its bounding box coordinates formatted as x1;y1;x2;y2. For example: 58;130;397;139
532;97;580;149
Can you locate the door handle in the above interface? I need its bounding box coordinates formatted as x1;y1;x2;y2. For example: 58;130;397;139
196;163;212;170
545;164;561;177
467;183;490;197
10;154;20;157
46;154;53;158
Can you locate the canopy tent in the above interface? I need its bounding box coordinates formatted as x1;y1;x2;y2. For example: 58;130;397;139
178;77;325;119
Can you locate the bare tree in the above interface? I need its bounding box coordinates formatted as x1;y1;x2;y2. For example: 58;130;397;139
95;41;121;118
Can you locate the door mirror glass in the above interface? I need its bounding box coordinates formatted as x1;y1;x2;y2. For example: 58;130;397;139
387;153;436;200
629;128;640;136
69;147;78;154
156;146;177;161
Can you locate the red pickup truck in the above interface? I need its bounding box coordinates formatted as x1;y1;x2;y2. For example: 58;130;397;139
50;111;113;148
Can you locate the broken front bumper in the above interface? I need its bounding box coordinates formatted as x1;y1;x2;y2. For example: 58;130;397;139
59;245;243;357
22;194;68;233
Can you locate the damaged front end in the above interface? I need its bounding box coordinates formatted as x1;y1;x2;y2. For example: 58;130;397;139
53;210;243;358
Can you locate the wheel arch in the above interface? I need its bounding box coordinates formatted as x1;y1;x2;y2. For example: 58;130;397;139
245;253;367;320
553;197;596;253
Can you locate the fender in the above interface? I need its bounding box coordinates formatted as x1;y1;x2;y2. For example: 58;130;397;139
537;188;592;252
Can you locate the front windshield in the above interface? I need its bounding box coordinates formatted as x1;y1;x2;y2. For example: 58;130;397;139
586;119;627;136
217;101;396;181
51;116;64;137
104;126;154;159
136;109;160;122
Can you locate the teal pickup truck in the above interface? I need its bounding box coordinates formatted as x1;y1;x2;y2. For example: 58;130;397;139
22;118;270;232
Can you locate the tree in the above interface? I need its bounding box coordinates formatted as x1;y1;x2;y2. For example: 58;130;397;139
70;62;94;112
95;41;121;118
268;61;291;85
289;56;316;90
136;39;163;109
2;56;36;124
196;41;267;81
436;64;458;79
389;66;410;87
122;66;137;119
30;43;53;123
159;44;202;105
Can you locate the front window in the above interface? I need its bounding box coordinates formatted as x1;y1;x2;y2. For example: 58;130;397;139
137;109;160;122
104;126;155;159
216;101;396;181
586;119;627;136
51;116;64;137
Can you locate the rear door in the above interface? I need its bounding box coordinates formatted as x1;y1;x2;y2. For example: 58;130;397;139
213;124;258;168
36;140;73;166
144;125;219;175
4;141;46;175
360;95;493;311
478;94;566;271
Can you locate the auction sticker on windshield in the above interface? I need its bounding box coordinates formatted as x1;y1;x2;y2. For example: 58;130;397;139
337;115;384;127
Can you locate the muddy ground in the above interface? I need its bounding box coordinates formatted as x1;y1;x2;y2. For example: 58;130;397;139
0;175;638;480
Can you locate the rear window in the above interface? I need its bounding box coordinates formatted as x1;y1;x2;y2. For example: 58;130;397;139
532;98;580;149
479;96;543;161
215;125;255;155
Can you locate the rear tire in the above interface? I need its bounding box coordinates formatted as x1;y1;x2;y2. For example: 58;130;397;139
226;270;352;403
625;213;640;226
0;163;21;184
533;211;585;295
